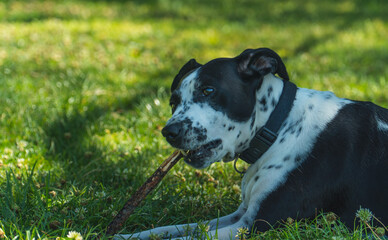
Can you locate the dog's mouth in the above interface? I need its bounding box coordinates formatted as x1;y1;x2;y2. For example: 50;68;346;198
180;139;222;164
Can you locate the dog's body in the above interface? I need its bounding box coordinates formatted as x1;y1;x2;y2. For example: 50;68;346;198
117;48;388;239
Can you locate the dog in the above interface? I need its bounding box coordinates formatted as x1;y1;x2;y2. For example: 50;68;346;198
117;48;388;239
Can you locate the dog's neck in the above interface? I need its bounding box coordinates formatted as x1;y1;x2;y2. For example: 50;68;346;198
254;75;285;129
238;74;297;164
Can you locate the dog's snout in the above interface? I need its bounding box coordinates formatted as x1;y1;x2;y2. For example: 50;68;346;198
162;123;182;143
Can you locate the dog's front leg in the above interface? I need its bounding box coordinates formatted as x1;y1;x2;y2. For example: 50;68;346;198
192;212;254;240
113;216;234;240
168;205;248;240
114;222;199;240
187;202;258;240
167;222;242;240
206;204;247;230
114;205;247;240
166;205;247;240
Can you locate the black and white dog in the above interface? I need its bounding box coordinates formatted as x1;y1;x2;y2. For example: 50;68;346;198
118;48;388;239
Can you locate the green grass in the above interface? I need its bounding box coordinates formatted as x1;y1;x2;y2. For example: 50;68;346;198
0;0;388;239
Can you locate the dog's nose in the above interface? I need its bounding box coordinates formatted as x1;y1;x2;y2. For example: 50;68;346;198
162;123;182;143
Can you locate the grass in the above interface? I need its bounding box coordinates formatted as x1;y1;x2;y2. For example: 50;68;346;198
0;0;387;239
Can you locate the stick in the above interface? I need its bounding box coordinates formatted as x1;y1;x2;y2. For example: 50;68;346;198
105;150;184;237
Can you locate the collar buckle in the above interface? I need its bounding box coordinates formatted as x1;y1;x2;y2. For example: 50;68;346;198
253;127;277;147
233;155;246;175
239;127;277;164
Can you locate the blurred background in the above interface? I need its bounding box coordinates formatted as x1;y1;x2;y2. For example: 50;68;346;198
0;0;387;238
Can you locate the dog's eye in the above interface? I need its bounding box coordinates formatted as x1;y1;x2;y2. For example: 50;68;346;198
202;87;215;96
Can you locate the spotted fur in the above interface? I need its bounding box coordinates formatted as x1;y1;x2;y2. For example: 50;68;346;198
116;48;388;240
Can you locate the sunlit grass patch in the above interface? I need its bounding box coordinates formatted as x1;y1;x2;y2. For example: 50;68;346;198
0;0;387;239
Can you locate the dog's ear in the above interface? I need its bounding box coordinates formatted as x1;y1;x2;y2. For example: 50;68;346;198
237;48;289;81
171;59;202;92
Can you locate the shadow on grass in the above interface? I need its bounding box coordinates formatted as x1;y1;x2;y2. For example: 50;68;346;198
41;75;168;186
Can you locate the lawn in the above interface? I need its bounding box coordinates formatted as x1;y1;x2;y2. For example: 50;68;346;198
0;0;388;239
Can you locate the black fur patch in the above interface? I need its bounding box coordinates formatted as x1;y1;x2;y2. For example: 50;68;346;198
266;165;274;169
267;86;273;97
192;58;261;122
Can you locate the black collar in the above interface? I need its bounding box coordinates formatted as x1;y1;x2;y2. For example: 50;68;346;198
239;80;297;164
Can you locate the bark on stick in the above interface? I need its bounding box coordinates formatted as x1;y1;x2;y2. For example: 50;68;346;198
105;150;183;236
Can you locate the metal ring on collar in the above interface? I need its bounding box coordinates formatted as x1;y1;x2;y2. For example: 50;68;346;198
233;156;246;175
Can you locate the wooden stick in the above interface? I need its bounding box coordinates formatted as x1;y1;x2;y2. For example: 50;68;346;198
105;150;184;236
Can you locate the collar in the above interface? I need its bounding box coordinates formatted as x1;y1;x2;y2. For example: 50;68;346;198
239;80;297;164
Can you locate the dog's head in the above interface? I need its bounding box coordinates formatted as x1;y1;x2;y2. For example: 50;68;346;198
162;48;288;168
